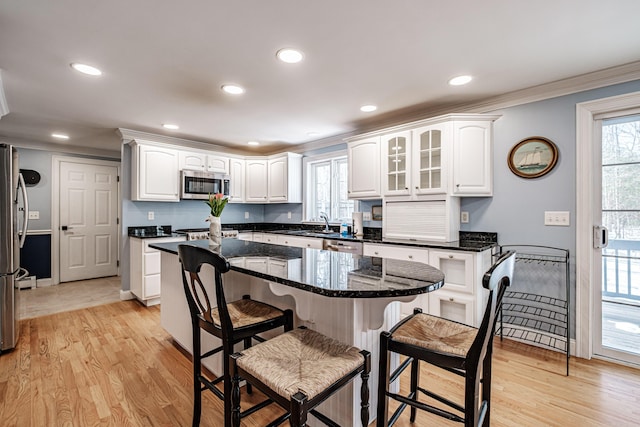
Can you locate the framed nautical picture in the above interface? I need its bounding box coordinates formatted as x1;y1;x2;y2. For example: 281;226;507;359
508;136;559;178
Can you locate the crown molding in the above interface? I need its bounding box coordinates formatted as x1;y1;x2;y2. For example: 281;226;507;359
7;136;120;159
117;128;248;156
0;70;9;118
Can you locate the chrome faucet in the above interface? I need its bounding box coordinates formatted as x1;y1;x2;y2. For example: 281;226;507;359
319;212;330;232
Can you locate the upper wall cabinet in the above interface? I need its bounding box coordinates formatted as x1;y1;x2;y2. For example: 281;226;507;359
346;114;499;200
131;140;180;202
179;151;229;174
452;120;493;196
245;158;269;203
228;157;245;203
347;137;381;199
268;153;303;203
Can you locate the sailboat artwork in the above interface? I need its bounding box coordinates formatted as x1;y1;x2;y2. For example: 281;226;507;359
508;137;559;178
517;147;547;170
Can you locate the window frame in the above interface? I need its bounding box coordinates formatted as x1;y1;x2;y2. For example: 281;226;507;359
303;151;355;224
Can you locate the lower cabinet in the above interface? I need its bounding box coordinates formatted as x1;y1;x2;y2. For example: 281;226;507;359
428;291;476;326
130;236;186;306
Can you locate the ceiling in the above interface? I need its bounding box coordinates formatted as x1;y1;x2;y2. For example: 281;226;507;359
1;0;640;155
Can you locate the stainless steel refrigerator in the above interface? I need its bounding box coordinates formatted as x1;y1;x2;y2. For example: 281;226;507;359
1;143;29;352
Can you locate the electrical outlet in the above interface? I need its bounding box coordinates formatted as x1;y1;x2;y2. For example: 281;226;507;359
245;211;250;219
287;211;292;219
363;212;372;221
544;211;570;226
28;211;40;220
148;211;154;220
460;211;469;223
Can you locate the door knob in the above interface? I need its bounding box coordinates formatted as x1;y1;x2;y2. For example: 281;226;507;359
61;225;73;231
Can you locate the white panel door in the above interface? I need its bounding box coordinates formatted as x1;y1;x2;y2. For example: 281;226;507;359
60;161;118;282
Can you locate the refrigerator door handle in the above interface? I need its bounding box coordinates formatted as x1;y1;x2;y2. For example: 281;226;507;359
17;172;29;249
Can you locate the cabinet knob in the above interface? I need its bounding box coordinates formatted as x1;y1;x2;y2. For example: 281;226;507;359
264;196;267;199
408;255;413;259
405;187;409;190
449;297;454;302
374;251;379;255
456;184;460;187
285;241;289;244
449;255;454;259
415;186;419;189
307;244;311;247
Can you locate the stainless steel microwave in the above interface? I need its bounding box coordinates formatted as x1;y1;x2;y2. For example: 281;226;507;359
180;170;230;199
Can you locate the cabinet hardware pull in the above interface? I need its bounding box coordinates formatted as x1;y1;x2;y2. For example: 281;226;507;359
374;251;379;255
449;255;453;259
408;255;413;259
449;297;454;302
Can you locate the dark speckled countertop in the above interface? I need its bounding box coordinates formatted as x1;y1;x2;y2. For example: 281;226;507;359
149;239;445;298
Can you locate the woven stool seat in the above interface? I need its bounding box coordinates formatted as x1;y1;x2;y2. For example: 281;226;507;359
236;327;365;400
209;298;287;329
392;313;477;357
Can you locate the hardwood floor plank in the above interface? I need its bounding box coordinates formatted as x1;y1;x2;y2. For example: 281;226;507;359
2;299;640;426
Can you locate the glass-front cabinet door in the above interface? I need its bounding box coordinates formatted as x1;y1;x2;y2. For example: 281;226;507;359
382;131;411;196
412;123;448;194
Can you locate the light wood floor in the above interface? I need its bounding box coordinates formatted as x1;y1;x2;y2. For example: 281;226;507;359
1;301;640;426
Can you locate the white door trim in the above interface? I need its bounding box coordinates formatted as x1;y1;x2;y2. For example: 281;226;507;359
575;90;640;359
52;156;121;285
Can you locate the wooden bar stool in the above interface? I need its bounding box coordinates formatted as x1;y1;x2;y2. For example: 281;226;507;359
178;244;294;427
377;251;516;427
230;326;371;427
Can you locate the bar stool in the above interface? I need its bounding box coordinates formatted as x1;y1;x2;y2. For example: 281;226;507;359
230;326;371;427
377;251;516;427
178;244;294;427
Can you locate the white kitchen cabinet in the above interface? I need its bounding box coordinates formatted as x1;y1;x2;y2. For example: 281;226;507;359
252;232;265;242
277;235;323;249
382;131;412;196
245;159;268;202
237;232;253;241
428;291;476;325
179;150;207;171
228;157;245;203
427;248;493;327
268;153;303;203
207;154;229;174
130;141;180;201
411;122;450;195
130;235;186;305
347;137;381;199
383;197;460;242
363;243;429;263
452;120;493;196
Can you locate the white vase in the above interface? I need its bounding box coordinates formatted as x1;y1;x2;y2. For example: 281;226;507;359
208;216;222;246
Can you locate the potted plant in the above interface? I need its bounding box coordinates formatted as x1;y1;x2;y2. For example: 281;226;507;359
205;193;228;245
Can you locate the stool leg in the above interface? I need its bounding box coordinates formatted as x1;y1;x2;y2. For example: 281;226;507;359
481;343;494;427
223;342;234;427
243;337;253;395
465;364;481;427
377;332;391;427
409;358;419;422
360;351;371;427
230;357;241;427
290;391;308;427
192;323;202;427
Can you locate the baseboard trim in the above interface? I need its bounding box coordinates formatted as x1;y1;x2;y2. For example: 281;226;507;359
120;290;135;301
36;278;53;288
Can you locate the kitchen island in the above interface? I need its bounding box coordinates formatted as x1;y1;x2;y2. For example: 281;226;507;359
150;238;445;426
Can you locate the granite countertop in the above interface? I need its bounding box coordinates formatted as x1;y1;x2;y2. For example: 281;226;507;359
149;239;445;298
257;228;497;252
128;225;182;239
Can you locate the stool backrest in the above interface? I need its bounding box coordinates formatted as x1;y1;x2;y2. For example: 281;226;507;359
469;250;516;364
178;244;233;337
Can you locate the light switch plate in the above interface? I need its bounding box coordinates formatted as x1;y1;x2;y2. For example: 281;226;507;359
245;211;250;219
544;211;570;226
460;211;469;223
363;212;372;221
148;211;154;220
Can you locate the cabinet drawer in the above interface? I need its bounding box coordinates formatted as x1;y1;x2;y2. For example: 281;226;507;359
363;243;429;263
429;291;475;326
278;235;323;249
428;250;474;294
144;252;161;275
143;274;161;299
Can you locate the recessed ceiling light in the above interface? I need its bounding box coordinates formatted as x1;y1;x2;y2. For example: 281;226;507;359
221;84;245;95
276;48;304;64
70;63;102;76
448;75;473;86
360;105;377;112
52;133;69;139
162;123;179;130
247;141;260;146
